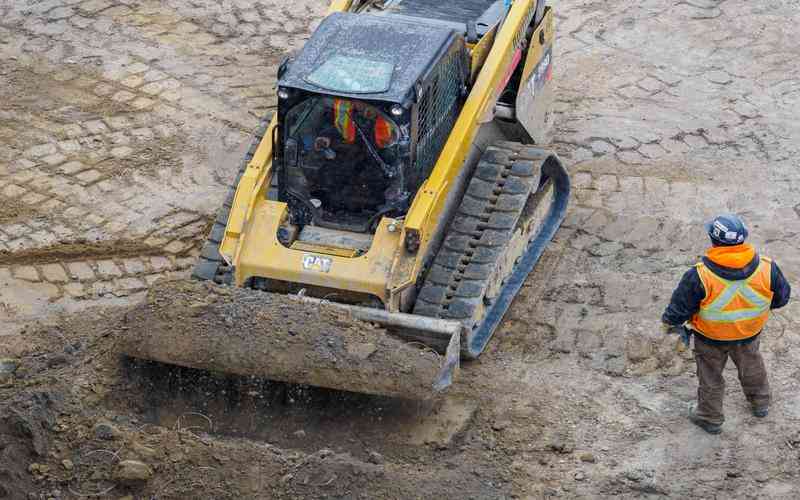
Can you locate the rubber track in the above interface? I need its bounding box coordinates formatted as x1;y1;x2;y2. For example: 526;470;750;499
192;118;271;284
414;142;548;322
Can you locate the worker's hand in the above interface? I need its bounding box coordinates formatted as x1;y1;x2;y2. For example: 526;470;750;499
661;322;677;334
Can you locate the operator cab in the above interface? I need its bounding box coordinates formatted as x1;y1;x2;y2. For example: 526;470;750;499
283;96;405;232
276;12;469;234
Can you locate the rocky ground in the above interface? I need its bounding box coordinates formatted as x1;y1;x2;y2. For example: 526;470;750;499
1;0;799;498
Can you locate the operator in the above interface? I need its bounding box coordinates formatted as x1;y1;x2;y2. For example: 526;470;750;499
310;98;395;164
319;98;401;212
661;214;790;434
332;98;396;150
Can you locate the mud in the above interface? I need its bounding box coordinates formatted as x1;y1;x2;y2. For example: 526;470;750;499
120;279;444;399
0;240;169;266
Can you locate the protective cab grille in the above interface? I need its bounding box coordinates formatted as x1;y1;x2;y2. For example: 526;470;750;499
414;45;467;183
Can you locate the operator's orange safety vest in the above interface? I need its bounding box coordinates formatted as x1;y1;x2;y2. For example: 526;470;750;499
334;99;356;144
690;257;774;341
333;99;393;148
373;115;393;149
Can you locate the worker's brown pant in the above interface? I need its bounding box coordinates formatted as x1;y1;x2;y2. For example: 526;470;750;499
693;336;771;425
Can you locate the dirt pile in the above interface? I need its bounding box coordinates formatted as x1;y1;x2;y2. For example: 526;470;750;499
0;391;63;498
0;308;496;499
119;279;445;399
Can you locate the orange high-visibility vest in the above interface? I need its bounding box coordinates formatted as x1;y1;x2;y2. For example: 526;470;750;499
333;99;356;144
691;257;774;341
374;115;394;149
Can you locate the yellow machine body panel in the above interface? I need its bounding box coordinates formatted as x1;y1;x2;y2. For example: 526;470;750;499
515;7;556;144
219;0;546;310
234;201;402;302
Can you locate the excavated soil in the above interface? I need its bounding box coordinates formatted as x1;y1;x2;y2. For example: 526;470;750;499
0;306;495;500
0;240;166;266
120;279;444;399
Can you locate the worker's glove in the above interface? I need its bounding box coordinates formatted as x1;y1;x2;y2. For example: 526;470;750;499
662;322;692;353
661;322;678;334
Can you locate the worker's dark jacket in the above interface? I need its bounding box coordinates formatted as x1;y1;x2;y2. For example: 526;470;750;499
662;244;791;345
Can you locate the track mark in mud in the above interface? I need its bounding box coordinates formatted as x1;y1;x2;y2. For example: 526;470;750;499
0;240;175;266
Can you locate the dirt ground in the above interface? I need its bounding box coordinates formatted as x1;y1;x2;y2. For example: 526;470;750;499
1;0;799;499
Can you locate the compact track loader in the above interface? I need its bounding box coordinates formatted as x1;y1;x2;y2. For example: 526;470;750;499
122;0;570;399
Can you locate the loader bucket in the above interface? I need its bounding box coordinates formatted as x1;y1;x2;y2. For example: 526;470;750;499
118;279;462;400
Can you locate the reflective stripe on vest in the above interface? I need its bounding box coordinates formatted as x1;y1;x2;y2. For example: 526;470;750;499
333;99;356;144
691;257;774;341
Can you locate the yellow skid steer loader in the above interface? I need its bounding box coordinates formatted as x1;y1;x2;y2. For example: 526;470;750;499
121;0;570;399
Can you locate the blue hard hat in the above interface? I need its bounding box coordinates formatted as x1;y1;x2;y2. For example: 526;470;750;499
705;214;748;245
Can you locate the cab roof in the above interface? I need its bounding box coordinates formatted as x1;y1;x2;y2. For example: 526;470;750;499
278;12;461;104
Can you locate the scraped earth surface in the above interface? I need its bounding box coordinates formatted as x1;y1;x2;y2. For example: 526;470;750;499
1;0;799;498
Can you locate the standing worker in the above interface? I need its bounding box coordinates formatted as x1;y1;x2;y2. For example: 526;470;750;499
662;214;791;434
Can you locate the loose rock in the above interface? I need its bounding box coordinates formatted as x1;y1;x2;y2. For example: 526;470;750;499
93;421;120;440
114;460;153;485
0;358;19;374
28;463;50;475
0;358;19;383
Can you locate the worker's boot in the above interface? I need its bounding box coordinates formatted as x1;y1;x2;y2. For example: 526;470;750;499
689;407;722;434
752;406;769;418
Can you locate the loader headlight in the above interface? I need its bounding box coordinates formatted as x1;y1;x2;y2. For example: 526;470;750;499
277;88;290;100
390;105;404;117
